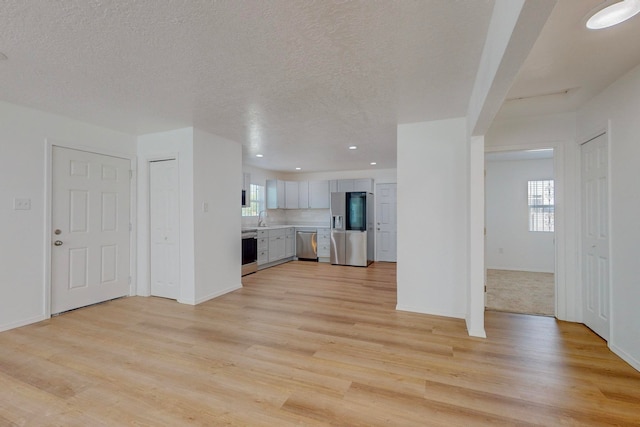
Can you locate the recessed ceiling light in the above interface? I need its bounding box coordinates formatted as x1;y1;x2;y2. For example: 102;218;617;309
295;167;301;170
370;162;377;165
348;145;357;150
586;0;640;29
255;154;263;158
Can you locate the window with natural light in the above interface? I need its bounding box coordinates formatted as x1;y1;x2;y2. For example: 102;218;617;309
528;180;554;232
242;184;264;217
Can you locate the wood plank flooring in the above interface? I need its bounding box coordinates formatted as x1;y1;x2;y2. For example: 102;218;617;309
1;261;639;426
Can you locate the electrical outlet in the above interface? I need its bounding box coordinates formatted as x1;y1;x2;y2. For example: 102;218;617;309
13;198;31;210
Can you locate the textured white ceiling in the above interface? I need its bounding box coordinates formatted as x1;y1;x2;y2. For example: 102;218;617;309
0;0;495;172
498;0;640;119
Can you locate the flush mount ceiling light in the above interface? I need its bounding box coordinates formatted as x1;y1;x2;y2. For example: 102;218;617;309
348;145;357;150
255;153;263;158
586;0;640;29
370;162;377;165
295;167;301;170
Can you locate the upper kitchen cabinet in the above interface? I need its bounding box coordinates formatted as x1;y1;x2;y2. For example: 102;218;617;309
353;178;374;193
298;181;310;209
242;173;251;191
330;178;374;194
266;179;285;209
284;181;299;209
337;179;354;192
308;180;329;209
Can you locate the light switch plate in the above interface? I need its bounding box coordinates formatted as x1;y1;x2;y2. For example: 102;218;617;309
13;198;31;210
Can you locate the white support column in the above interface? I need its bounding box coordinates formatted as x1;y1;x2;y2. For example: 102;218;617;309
467;135;486;338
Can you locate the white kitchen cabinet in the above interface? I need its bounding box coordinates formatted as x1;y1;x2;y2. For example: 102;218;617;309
285;227;295;257
285;181;299;209
298;181;309;209
337;179;355;192
257;230;269;265
354;178;374;192
266;179;285;209
316;228;331;259
308;180;329;209
268;229;286;262
334;178;374;193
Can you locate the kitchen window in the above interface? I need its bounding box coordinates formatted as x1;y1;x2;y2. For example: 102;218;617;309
528;180;554;232
242;184;264;217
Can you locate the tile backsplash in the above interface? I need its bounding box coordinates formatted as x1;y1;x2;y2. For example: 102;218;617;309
241;209;330;228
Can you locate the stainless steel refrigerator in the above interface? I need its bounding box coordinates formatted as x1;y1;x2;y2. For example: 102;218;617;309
330;192;374;267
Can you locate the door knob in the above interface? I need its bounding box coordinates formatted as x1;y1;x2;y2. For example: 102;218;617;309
377;228;380;231
54;240;63;246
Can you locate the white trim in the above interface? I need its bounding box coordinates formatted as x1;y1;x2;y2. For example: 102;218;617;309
609;343;640;372
485;141;568;320
0;314;47;333
396;304;466;320
179;283;243;306
44;138;137;320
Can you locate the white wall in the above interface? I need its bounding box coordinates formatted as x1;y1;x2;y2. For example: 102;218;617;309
397;118;468;319
193;128;242;303
577;63;640;371
137;128;196;303
485;157;555;272
0;101;136;332
486;112;578;322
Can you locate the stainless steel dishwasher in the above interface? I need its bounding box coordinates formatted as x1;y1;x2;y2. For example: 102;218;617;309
296;231;318;261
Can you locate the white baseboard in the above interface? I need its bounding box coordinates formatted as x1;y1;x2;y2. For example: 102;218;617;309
465;319;487;338
396;304;465;320
194;283;243;305
609;342;640;373
0;314;47;333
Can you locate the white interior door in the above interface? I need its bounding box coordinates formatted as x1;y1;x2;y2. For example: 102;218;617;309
149;159;180;299
581;134;610;340
376;183;397;262
51;147;131;314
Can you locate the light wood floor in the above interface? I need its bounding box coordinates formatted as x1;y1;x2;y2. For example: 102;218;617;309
1;262;639;426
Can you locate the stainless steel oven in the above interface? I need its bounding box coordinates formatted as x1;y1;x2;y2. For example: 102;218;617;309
241;229;258;276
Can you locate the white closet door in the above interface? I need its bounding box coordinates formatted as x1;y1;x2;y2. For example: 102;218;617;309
150;159;181;300
581;134;610;340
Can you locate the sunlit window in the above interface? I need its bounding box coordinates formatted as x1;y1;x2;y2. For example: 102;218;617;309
528;180;554;232
242;184;264;217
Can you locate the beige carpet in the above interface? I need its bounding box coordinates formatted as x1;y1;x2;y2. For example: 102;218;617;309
486;269;554;316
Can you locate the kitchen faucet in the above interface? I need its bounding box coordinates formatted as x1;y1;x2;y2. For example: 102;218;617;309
258;210;267;227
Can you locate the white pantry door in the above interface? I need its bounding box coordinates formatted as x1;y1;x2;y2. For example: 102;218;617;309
376;183;397;262
51;147;131;314
581;134;610;340
149;159;180;300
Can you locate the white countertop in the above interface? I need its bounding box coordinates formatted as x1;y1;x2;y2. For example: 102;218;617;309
242;224;329;231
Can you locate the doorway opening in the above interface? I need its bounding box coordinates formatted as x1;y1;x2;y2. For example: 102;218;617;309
484;149;556;316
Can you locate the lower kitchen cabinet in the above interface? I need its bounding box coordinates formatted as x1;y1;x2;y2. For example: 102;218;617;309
257;230;269;265
285;228;295;258
317;228;330;260
268;232;286;262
